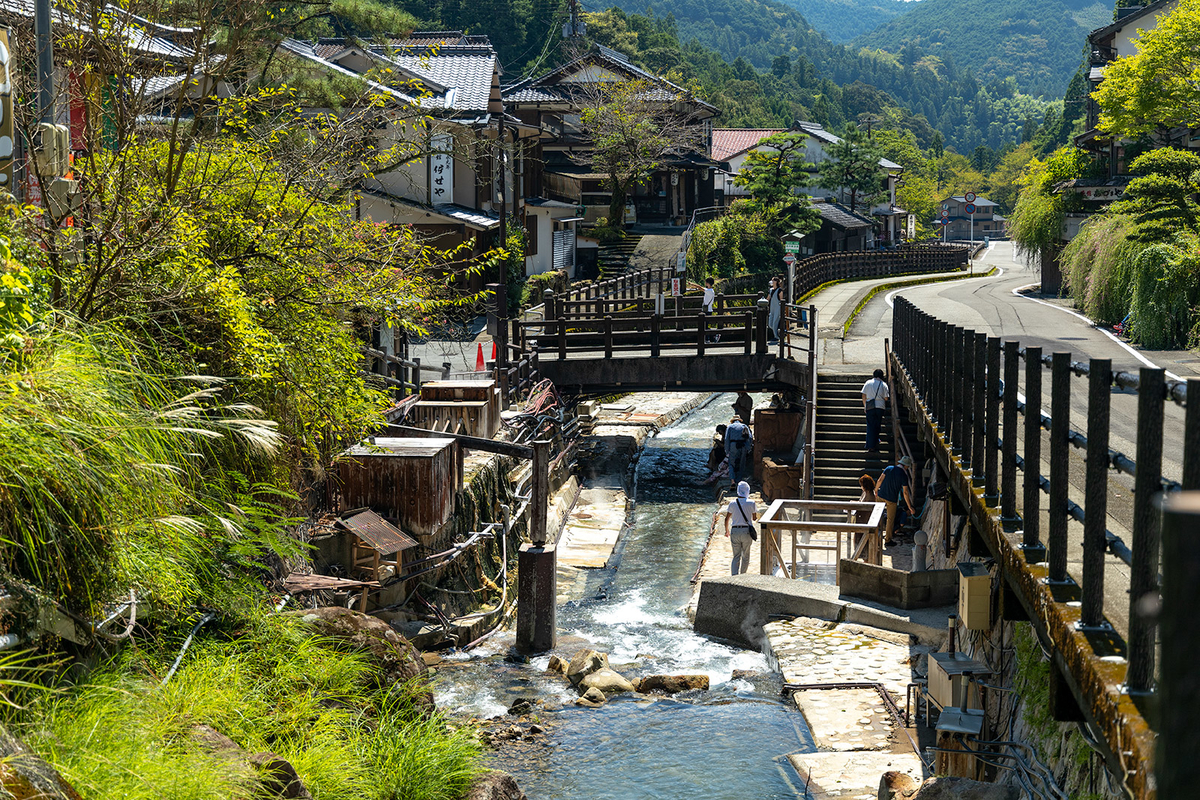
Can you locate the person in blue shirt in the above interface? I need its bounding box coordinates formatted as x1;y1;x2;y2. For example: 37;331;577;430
724;417;754;490
876;455;915;547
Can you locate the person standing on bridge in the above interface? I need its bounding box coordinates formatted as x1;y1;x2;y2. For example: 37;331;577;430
767;276;783;342
724;416;753;489
876;455;914;547
703;278;719;343
861;369;890;452
725;481;758;574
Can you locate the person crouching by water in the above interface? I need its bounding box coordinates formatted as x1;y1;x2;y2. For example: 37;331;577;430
725;481;758;575
704;424;728;484
724;416;753;490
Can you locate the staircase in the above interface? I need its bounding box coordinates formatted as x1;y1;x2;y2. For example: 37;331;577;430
596;234;643;280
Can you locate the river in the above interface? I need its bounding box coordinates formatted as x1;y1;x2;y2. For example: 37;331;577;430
433;396;813;799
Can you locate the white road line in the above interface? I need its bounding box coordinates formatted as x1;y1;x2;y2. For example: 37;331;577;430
885;266;1004;309
1011;283;1183;381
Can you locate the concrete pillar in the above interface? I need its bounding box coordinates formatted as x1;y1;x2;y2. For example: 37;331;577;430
516;542;557;653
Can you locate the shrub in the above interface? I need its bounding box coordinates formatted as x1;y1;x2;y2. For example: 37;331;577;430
1060;214;1139;324
1128;238;1200;349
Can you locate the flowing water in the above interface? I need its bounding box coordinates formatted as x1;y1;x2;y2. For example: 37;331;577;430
433;397;813;799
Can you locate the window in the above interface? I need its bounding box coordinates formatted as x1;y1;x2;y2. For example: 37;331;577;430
525;213;538;256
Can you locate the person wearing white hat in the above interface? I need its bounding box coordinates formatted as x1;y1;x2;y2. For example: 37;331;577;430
876;455;915;546
724;481;758;575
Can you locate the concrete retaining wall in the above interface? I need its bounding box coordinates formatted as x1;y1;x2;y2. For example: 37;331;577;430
838;559;958;609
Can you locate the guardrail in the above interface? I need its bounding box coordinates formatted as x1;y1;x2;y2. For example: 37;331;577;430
891;295;1200;800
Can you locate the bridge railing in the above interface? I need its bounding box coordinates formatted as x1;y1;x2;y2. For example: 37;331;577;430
891;295;1200;800
790;242;970;302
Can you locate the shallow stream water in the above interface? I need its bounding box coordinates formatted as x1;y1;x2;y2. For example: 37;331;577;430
433;397;813;799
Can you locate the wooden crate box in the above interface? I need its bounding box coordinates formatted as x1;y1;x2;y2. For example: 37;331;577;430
336;437;459;537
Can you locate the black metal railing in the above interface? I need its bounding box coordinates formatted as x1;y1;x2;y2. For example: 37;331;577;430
892;295;1200;798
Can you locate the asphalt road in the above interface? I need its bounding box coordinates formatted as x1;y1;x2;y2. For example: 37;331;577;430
843;240;1196;636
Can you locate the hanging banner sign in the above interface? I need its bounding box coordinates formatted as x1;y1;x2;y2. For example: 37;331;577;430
671;277;681;296
428;133;453;204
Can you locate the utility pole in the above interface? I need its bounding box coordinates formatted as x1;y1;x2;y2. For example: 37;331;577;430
35;0;55;124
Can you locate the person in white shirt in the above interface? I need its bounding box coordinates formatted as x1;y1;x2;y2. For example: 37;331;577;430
724;481;758;574
703;277;718;342
861;368;890;452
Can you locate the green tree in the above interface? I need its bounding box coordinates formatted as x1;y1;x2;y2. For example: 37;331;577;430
1111;148;1200;241
576;79;704;228
733;132;813;202
1095;0;1200;139
817;123;885;211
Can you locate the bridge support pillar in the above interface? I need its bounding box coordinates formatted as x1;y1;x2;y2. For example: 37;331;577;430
516;543;557;653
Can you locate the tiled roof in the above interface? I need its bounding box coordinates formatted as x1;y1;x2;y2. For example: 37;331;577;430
282;37;498;114
0;0;199;62
947;196;999;207
812;201;874;230
502;85;561;103
791;120;902;170
711;129;784;161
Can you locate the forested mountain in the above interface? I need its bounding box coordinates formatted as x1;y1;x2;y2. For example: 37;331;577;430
777;0;909;43
852;0;1113;96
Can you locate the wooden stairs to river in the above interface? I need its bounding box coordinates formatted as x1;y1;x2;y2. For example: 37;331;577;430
596;234;643;280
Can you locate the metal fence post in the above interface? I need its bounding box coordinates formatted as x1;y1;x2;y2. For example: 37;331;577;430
1127;367;1165;694
962;328;975;466
1185;379;1200;490
952;326;965;454
1081;358;1111;629
1022;346;1043;556
1157;492;1200;797
1047;352;1071;583
985;337;1001;504
1001;341;1020;527
973;332;987;485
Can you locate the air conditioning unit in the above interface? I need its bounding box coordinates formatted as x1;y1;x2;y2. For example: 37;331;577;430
958;562;991;630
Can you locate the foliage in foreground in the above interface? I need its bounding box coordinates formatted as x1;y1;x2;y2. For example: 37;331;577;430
19;615;483;800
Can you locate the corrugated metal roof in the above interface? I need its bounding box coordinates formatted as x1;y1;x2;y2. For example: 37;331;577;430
336;509;418;555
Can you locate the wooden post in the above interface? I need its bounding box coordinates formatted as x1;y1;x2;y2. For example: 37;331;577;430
755;298;769;355
743;311;753;355
1185;379;1200;490
650;313;661;358
1001;341;1020;527
604;316;613;359
972;333;987;486
697;312;706;357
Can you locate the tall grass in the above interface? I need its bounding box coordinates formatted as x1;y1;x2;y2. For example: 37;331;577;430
1061;213;1139;324
0;321;301;614
21;615;483;800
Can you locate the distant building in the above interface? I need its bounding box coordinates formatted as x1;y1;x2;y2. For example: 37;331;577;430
1077;0;1191;176
712;121;906;245
809;202;876;253
503;44;721;236
933;196;1005;242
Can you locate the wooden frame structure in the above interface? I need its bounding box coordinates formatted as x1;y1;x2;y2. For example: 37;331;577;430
757;499;886;583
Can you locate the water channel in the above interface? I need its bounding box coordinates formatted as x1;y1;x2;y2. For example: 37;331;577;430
433;397;815;799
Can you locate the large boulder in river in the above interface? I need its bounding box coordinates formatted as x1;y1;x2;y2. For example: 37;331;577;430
566;649;610;686
892;777;1019;800
578;668;635;695
635;674;710;694
286;607;432;712
0;724;82;799
466;771;528;800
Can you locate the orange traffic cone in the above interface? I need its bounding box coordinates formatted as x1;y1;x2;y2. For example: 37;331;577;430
491;341;497;362
476;341;485;371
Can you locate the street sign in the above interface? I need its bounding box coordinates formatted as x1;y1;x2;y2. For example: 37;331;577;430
676;251;686;272
941;209;949;219
782;253;797;266
671;277;681;296
942;203;949;211
965;192;976;203
784;240;800;253
964;203;976;214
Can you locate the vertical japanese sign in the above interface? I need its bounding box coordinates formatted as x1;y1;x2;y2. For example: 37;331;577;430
0;28;14;192
429;133;453;205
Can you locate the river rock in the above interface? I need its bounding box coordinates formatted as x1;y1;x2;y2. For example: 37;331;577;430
286;607;432;713
465;770;528;800
575;687;607;707
566;649;610;686
579;668;635;694
0;724;83;800
250;752;313;799
546;655;569;674
894;777;1019;800
507;698;534;716
879;770;920;799
635;674;710;694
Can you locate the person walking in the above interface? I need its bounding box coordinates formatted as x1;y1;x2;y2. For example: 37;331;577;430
703;277;719;342
767;276;783;342
724;416;753;489
876;455;915;547
725;480;758;575
861;368;889;452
